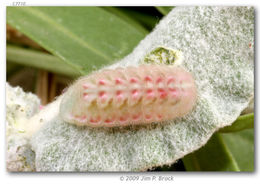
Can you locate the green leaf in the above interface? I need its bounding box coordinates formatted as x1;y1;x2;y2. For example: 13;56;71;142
7;7;146;75
182;129;254;171
111;7;160;30
102;7;149;34
156;7;174;16
220;129;254;171
6;44;80;77
219;113;254;133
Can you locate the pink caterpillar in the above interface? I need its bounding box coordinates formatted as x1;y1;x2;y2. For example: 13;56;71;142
60;64;197;127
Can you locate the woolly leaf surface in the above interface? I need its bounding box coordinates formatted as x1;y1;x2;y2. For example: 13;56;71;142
6;83;40;171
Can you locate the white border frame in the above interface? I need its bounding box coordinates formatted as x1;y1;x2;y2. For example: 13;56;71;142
1;1;259;186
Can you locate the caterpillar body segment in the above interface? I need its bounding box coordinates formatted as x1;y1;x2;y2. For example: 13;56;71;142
60;64;197;127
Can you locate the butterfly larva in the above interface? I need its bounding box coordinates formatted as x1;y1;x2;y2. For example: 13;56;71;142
60;64;197;127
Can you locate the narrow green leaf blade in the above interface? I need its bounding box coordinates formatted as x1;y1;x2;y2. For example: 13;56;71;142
102;7;149;34
219;113;254;133
7;44;80;77
156;7;174;16
183;134;240;171
113;8;161;30
221;129;254;171
7;7;146;74
182;129;254;171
